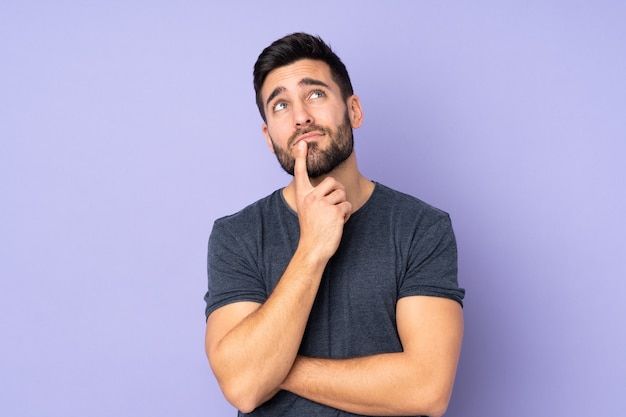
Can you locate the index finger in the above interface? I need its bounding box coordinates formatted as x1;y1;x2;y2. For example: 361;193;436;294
294;141;312;190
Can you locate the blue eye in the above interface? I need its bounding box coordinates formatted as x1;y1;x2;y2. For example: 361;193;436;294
273;102;288;112
310;90;325;99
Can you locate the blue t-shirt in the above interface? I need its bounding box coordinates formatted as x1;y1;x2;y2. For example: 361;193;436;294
205;182;465;416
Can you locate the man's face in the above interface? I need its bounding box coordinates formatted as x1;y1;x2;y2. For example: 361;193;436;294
261;59;361;178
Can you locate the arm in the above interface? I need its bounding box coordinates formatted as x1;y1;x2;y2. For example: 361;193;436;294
280;295;464;417
205;257;323;412
205;141;352;413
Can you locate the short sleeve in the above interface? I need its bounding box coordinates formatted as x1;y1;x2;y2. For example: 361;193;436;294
204;219;267;319
399;214;465;306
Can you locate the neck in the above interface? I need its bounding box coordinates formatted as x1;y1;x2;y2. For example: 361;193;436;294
283;152;375;213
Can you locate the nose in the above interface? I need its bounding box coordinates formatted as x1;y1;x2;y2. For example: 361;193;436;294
293;102;313;127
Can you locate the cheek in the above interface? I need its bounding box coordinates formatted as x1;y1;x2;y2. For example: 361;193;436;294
267;124;292;145
323;107;345;126
264;128;288;155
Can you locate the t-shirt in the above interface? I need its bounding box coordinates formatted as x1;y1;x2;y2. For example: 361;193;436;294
204;182;465;416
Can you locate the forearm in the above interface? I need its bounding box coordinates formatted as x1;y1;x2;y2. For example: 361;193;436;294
281;353;455;417
207;249;327;412
280;297;463;417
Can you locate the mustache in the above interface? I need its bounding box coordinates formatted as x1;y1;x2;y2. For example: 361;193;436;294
287;125;331;148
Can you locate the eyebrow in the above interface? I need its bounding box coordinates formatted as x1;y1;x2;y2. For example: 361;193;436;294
265;78;331;107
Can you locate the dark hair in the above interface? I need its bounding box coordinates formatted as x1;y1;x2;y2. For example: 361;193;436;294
253;32;354;121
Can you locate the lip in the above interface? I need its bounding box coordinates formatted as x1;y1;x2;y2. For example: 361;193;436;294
293;131;324;147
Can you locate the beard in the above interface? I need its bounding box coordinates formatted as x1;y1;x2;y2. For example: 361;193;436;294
270;111;354;179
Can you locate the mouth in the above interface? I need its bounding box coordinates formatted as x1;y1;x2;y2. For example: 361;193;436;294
291;130;326;148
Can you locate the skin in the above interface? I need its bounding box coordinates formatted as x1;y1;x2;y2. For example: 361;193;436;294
205;59;464;416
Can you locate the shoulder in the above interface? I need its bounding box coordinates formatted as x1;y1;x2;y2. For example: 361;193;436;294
212;189;285;231
208;190;287;260
370;182;451;224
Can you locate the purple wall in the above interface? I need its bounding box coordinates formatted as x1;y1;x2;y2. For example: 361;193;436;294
2;1;625;416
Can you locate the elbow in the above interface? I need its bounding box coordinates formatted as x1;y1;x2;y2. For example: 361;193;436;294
221;384;262;414
213;366;271;414
406;396;450;417
211;369;266;414
207;351;262;412
424;399;450;417
405;383;453;417
208;351;276;413
425;386;453;417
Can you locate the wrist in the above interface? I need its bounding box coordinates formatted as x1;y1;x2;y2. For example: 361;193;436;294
294;243;332;271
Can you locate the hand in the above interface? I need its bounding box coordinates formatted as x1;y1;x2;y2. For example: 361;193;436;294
293;141;352;262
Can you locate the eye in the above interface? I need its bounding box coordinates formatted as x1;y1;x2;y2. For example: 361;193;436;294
309;89;325;100
273;101;288;112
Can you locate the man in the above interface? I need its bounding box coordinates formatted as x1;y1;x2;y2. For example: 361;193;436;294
204;33;465;417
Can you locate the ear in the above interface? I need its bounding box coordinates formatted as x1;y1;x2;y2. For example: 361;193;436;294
347;95;364;129
262;123;276;154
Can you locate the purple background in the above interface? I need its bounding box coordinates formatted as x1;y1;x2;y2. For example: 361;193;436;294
2;1;625;416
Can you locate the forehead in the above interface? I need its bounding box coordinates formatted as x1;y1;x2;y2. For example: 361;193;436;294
261;59;337;99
